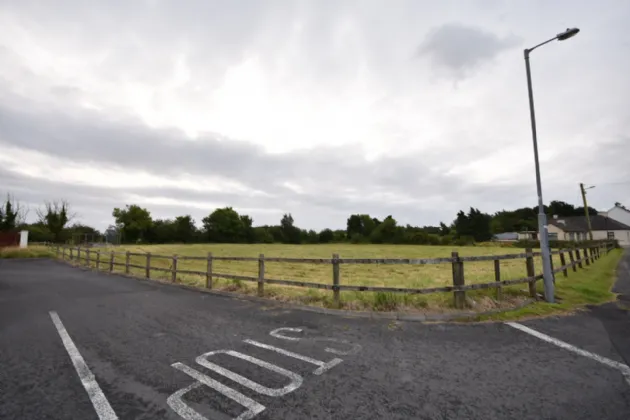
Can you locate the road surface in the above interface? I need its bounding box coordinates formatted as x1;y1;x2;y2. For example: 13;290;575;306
1;254;629;419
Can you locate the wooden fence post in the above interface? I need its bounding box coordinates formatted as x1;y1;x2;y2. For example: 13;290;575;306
525;248;537;298
145;252;151;279
494;259;502;300
258;254;265;297
69;247;73;261
332;253;340;307
125;251;131;274
96;251;100;271
548;252;555;284
62;247;66;260
559;251;568;277
206;253;213;289
171;256;178;282
575;248;583;269
109;251;115;272
451;251;465;309
583;247;590;266
77;247;81;264
56;246;60;258
86;249;91;268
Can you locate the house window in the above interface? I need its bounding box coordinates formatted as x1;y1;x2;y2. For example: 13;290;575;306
607;232;615;239
569;232;575;241
548;232;558;240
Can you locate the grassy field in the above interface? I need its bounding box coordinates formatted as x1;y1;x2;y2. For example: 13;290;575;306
61;243;591;313
0;246;54;259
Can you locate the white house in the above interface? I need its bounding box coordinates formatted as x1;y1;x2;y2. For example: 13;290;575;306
547;214;630;247
599;203;630;227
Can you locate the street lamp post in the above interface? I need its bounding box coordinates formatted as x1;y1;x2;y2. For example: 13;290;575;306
524;27;580;303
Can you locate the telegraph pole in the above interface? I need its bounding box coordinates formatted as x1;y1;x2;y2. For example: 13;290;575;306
580;182;594;240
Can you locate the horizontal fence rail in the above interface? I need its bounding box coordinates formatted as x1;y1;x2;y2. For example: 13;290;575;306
52;241;615;309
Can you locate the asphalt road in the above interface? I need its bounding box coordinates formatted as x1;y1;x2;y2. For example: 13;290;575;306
1;253;630;420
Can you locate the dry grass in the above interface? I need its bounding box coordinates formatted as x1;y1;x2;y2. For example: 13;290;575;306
59;243;579;312
0;246;54;259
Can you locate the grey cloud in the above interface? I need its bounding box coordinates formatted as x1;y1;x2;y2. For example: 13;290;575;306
1;94;622;231
0;93;471;202
0;166;455;230
0;90;536;230
418;23;521;77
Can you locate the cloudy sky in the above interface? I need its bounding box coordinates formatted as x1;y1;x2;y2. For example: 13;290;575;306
1;0;629;231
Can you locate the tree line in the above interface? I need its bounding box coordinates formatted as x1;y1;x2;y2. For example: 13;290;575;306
0;196;597;245
0;194;600;245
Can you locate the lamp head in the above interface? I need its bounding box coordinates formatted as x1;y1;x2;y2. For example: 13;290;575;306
557;28;580;41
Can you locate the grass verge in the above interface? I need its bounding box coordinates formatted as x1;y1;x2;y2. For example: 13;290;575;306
462;249;624;322
0;246;54;259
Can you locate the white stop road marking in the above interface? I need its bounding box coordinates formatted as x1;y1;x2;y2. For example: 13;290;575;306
168;327;361;420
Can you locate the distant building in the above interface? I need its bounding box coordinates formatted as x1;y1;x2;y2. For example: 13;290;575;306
492;231;537;242
517;231;537;240
493;232;519;242
547;214;630;247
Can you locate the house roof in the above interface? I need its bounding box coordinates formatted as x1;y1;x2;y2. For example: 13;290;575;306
549;215;630;232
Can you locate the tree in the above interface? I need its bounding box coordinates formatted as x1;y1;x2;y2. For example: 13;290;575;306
370;215;398;243
453;207;492;242
0;195;26;231
37;200;74;242
202;207;248;243
346;214;379;238
253;226;274;243
438;222;451;236
147;219;176;243
318;228;334;243
280;213;301;244
574;206;598;216
240;215;255;243
173;215;197;243
112;204;153;243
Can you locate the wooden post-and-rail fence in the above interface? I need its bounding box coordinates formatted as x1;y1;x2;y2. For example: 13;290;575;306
53;242;615;309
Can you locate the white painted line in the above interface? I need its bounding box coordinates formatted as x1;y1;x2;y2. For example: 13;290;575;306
172;362;265;420
166;382;208;420
315;338;363;356
244;339;343;375
49;311;119;420
506;322;630;385
269;328;362;355
270;327;303;341
196;350;303;397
